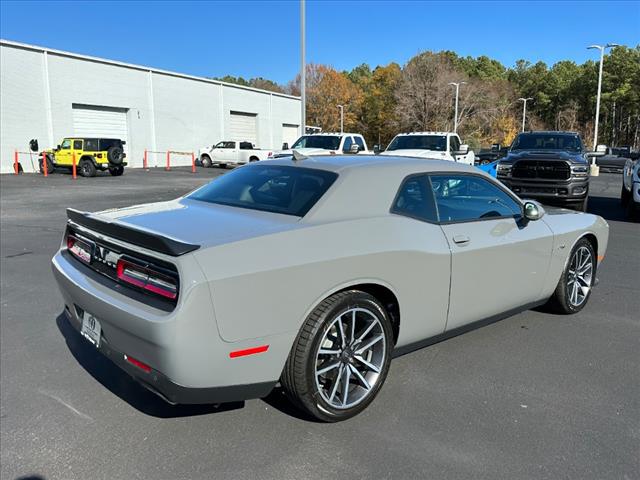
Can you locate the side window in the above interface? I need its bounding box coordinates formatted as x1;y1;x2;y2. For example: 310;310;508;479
60;139;71;149
84;139;98;151
342;136;353;152
449;136;460;153
73;140;83;150
354;136;365;150
391;175;438;223
430;174;521;223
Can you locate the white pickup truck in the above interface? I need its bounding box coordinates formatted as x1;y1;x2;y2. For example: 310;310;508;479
270;132;371;158
379;132;475;165
198;141;271;168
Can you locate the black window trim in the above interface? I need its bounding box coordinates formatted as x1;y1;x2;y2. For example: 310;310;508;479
390;171;524;226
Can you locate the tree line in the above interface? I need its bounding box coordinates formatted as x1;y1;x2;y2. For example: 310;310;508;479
215;45;640;150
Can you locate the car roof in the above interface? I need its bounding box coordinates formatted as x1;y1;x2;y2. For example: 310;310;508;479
260;154;479;175
301;132;362;136
519;131;579;135
393;132;453;136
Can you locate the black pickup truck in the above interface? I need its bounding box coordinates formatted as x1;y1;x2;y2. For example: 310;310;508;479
496;131;595;212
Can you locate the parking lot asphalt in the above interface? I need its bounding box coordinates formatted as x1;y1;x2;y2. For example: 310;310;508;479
1;167;638;480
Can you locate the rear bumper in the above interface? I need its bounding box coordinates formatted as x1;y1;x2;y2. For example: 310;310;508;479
51;251;280;404
61;308;274;404
498;176;588;203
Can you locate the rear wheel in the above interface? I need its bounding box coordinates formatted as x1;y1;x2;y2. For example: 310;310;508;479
79;159;97;177
546;238;596;314
281;290;393;422
38;154;54;174
109;165;124;176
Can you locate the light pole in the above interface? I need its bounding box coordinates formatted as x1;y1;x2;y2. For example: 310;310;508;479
518;97;533;132
448;82;466;133
588;43;618;154
337;104;344;133
300;0;306;136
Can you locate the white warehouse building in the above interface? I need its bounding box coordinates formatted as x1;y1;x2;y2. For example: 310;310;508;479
0;39;302;174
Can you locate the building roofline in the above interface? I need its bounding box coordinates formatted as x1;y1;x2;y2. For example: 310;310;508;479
0;38;301;101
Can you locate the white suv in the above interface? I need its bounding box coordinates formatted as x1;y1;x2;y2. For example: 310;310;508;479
270;133;370;158
379;132;475;165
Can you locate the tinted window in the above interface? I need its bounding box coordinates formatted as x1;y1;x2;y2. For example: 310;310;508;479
73;140;83;150
392;175;438;222
84;139;98;151
291;135;342;150
354;136;365;149
386;135;447;152
511;133;582;152
215;141;236;149
449;136;460;152
188;165;338;217
430;175;521;222
239;142;253;150
343;136;353;152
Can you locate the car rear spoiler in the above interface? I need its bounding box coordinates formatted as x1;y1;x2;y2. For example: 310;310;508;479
66;208;200;257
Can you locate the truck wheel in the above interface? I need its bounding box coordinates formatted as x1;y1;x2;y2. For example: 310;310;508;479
574;196;588;212
545;238;596;314
621;186;630;206
79;159;97;177
201;155;212;168
107;146;124;165
281;290;393;422
38;154;55;174
109;165;124;176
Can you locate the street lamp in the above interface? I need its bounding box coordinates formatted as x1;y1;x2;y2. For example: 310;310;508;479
518;97;533;132
448;82;466;133
300;0;306;136
337;104;344;133
587;43;618;155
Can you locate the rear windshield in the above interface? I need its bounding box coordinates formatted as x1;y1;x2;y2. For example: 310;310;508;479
386;135;447;152
188;165;338;217
511;134;582;152
291;135;342;150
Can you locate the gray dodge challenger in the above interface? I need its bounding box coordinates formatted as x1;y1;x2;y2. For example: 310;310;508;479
52;155;609;421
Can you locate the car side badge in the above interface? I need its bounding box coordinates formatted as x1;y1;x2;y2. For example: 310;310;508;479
292;150;308;162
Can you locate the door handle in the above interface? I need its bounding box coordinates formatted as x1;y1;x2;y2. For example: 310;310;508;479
452;235;470;245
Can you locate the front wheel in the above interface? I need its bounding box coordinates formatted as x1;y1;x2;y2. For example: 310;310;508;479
201;155;212;168
281;290;393;422
38;154;54;174
545;238;596;314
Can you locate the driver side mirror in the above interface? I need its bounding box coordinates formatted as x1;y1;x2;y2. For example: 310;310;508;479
523;200;545;221
587;144;607;157
282;142;289;150
454;144;469;155
347;144;360;154
373;144;381;154
56;144;61;150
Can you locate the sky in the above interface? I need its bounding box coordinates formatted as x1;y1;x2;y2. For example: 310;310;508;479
1;0;638;84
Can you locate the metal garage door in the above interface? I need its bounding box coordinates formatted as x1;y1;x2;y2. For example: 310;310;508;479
229;111;257;145
72;104;129;153
282;123;300;149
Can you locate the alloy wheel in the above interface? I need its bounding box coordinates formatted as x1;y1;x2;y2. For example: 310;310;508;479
567;246;593;307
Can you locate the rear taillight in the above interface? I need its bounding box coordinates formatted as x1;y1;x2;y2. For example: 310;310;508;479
116;258;178;300
66;234;92;263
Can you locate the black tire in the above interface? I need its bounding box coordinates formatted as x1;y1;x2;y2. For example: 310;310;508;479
621;186;630;207
626;199;640;221
249;156;259;162
201;155;212;168
109;165;124;176
545;238;596;314
573;196;589;212
281;290;394;422
219;163;227;169
79;159;97;177
38;154;54;174
107;146;124;165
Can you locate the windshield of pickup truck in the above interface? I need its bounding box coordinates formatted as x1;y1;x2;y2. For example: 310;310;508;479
188;164;338;217
511;134;582;152
386;135;447;151
291;135;342;150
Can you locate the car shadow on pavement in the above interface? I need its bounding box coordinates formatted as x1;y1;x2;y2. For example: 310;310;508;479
261;388;322;423
56;313;244;418
587;195;632;222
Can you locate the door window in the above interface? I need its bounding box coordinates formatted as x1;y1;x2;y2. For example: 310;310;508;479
214;142;236;149
60;139;71;149
73;140;83;150
449;136;460;153
391;175;438;223
354;136;365;150
342;136;353;153
430;174;521;222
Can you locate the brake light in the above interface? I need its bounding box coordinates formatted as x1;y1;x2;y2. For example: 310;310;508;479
124;354;151;373
116;258;178;300
66;234;92;263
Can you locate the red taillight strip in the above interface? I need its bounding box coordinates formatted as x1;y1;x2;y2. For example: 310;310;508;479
229;345;269;358
124;354;152;373
116;258;177;300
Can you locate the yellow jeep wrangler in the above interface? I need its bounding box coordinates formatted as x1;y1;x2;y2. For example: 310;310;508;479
40;138;127;177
